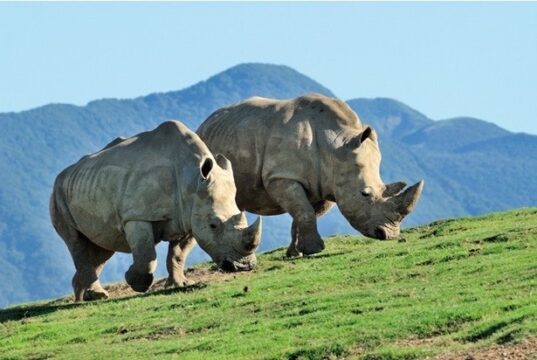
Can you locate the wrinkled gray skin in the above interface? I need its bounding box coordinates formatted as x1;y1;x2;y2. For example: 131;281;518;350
197;94;423;257
50;121;261;301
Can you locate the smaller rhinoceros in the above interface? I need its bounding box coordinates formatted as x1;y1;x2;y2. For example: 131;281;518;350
50;121;261;301
197;94;423;257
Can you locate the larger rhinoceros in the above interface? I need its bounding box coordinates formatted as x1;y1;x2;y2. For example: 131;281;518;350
197;94;423;257
50;120;261;301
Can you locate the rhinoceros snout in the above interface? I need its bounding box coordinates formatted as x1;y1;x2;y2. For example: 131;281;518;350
220;259;256;272
372;226;399;240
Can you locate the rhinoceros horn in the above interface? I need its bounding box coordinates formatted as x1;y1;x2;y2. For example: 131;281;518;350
383;181;407;197
241;216;262;253
393;180;424;215
215;153;233;171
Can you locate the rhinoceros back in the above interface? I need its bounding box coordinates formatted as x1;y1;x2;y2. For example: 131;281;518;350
51;120;209;252
198;94;365;214
198;98;291;213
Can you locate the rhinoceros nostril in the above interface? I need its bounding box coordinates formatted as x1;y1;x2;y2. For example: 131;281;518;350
375;227;387;240
220;259;237;272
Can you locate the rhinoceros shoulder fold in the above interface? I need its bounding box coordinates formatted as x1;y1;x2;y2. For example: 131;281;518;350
116;120;208;222
65;120;206;227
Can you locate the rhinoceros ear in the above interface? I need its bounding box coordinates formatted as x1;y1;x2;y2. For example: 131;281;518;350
214;153;233;172
200;157;214;180
345;126;375;150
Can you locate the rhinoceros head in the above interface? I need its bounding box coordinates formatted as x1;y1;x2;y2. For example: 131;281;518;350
334;126;424;240
190;154;262;271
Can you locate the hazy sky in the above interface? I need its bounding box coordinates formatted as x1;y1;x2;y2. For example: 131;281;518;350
1;3;536;134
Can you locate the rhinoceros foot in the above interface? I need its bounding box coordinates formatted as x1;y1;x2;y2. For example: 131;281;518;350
285;245;303;258
125;268;154;293
83;288;109;301
297;233;325;256
165;276;195;288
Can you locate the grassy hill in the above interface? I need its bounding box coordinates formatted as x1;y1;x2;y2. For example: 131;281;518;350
1;208;536;359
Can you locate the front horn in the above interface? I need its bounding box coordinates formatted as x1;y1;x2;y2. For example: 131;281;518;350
395;180;425;215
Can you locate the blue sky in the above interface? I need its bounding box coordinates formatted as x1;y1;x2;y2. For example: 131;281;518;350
1;2;536;134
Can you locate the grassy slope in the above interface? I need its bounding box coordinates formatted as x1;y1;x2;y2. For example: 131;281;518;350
1;208;536;360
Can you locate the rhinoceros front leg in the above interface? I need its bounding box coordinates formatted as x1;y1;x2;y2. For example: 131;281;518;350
266;179;325;256
287;200;334;257
124;221;157;293
165;235;196;288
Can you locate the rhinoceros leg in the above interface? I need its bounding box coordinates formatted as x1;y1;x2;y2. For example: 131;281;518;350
165;235;196;288
60;228;113;302
124;221;157;293
287;200;334;257
266;179;325;256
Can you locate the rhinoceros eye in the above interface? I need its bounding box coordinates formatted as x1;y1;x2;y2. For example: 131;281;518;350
361;188;372;197
209;222;219;230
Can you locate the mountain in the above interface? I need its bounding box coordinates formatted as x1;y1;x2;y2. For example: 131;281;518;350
401;117;510;151
2;209;536;358
0;63;535;308
347;97;433;140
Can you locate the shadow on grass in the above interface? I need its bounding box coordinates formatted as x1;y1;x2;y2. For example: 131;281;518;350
0;283;207;323
283;251;347;261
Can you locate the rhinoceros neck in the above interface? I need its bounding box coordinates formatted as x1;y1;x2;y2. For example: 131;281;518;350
175;139;212;237
156;121;214;238
315;126;361;202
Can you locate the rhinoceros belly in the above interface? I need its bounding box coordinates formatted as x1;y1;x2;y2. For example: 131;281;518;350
233;172;284;215
69;200;131;253
65;164;133;253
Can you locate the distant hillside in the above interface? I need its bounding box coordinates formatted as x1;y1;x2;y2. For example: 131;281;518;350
401;117;510;151
347;97;432;140
1;209;536;359
0;63;536;308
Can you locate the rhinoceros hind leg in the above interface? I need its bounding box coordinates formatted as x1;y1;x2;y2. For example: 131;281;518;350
124;221;157;293
63;231;114;302
266;179;325;256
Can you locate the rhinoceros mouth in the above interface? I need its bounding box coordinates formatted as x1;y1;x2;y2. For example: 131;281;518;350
375;227;387;240
219;259;256;272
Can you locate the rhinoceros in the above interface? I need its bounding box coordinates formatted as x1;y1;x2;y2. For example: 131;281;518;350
50;120;262;301
197;94;423;257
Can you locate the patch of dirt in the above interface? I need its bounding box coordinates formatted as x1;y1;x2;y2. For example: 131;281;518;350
62;267;246;302
121;326;187;342
398;336;451;348
433;338;537;360
109;267;243;298
395;336;537;360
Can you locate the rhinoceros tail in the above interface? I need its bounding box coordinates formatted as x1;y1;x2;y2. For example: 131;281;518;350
49;174;78;238
49;187;62;235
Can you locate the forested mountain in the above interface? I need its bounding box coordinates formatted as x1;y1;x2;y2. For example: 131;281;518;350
0;63;535;307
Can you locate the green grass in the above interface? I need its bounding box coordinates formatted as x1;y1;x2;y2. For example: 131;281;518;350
1;208;536;359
